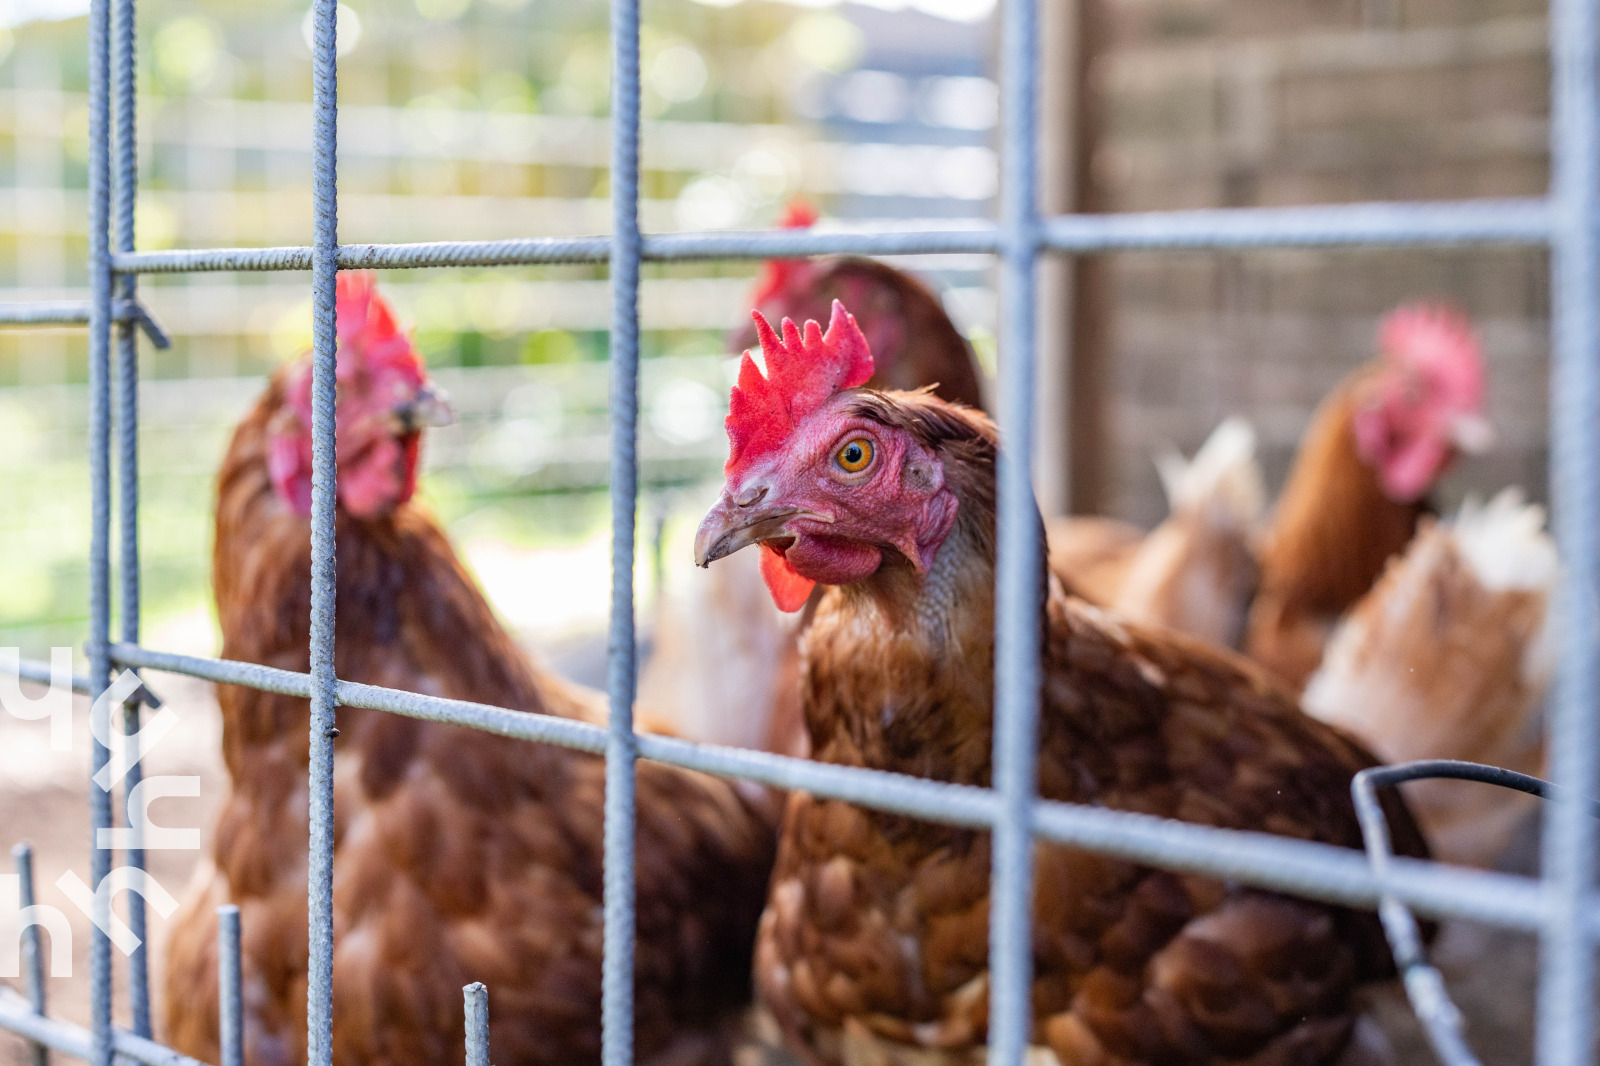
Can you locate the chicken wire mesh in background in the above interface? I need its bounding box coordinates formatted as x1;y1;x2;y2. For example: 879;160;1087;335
0;0;1596;1060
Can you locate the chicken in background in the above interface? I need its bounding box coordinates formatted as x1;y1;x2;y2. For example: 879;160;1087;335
1302;488;1556;868
694;302;1428;1066
162;273;777;1066
1245;304;1494;692
1105;416;1265;648
637;202;987;756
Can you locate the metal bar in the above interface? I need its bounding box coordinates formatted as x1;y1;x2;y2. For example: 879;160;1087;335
0;988;213;1066
100;196;1555;277
216;906;242;1066
988;0;1044;1054
85;0;116;1059
1540;0;1600;1059
1038;197;1552;250
12;843;49;1066
304;0;341;1062
6;658;160;708
0;304;97;325
110;0;147;1032
105;642;1557;935
602;0;643;1059
463;984;489;1066
0;302;169;346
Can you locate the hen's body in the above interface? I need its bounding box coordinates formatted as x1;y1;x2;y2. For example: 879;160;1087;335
163;375;776;1066
749;394;1425;1066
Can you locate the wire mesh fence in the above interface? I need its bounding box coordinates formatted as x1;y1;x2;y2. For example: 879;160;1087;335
0;0;1596;1060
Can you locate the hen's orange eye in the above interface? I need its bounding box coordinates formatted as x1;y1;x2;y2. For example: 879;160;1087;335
836;438;874;473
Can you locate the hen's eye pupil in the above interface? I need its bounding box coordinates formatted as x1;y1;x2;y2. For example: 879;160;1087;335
845;444;862;463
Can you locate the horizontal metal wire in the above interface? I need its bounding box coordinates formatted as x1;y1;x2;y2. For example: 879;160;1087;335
102;642;1560;933
13;656;161;709
0;988;210;1066
0;299;170;348
0;302;99;325
99;197;1553;277
1040;197;1552;250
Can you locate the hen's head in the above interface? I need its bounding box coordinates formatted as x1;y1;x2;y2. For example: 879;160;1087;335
267;271;453;519
1353;303;1493;502
695;301;962;611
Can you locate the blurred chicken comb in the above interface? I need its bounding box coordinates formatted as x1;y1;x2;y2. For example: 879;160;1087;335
725;300;874;477
334;270;420;378
1378;303;1484;393
750;198;821;307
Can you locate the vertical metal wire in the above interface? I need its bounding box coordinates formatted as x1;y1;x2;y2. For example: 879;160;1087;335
1538;0;1600;1061
12;844;49;1066
987;0;1043;1059
463;983;489;1066
85;0;116;1061
110;0;148;1035
601;0;642;1053
305;0;341;1062
216;906;243;1066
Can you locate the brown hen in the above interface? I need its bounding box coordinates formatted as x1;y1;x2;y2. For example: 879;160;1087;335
1244;306;1492;691
161;273;776;1066
693;303;1427;1066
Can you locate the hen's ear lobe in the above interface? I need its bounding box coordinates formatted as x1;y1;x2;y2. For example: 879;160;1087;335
899;445;946;495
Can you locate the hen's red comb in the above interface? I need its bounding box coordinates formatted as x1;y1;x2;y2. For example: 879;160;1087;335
1378;302;1484;398
725;300;874;476
750;199;821;308
334;270;422;379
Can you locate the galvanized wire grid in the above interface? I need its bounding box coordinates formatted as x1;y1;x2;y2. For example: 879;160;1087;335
0;0;1596;1059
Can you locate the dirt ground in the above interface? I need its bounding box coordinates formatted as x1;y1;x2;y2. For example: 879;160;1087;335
0;665;1553;1066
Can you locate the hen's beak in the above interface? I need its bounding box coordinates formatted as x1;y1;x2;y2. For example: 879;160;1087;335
1449;412;1495;455
693;489;809;568
398;382;455;432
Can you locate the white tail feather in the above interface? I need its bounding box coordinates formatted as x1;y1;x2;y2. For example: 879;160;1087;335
1450;487;1559;593
1153;417;1264;529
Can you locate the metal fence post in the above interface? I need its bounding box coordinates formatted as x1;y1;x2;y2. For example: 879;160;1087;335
602;0;643;1056
12;843;49;1066
217;905;243;1066
988;0;1044;1059
1539;0;1600;1062
305;0;342;1063
464;983;489;1066
110;0;149;1035
84;0;117;1061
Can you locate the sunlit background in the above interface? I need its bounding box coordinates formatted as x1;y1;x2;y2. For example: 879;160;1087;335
0;0;1001;658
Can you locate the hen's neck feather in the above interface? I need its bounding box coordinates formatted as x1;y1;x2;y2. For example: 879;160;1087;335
801;395;1023;786
1259;366;1423;615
